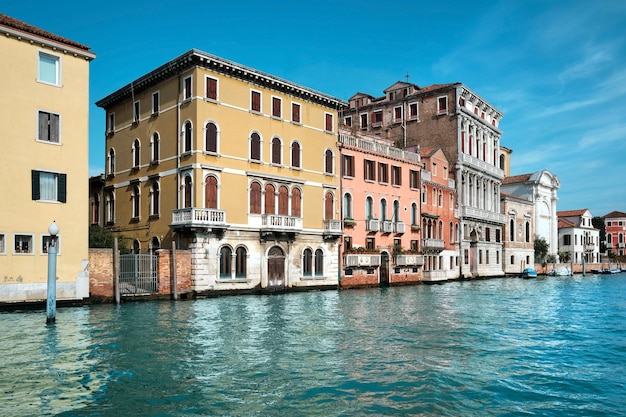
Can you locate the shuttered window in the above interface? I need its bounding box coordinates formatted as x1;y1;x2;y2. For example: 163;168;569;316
31;170;66;203
264;184;275;214
206;122;218;153
271;137;281;164
291;188;301;217
292;103;301;123
272;97;281;118
38;111;60;143
205;176;218;209
250;133;261;161
206;77;217;100
278;186;289;215
251;91;261;112
291;142;301;168
250;182;261;214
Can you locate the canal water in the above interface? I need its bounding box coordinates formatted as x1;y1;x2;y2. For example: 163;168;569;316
1;274;625;416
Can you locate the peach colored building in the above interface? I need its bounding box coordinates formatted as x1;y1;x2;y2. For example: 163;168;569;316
338;129;423;287
603;211;626;257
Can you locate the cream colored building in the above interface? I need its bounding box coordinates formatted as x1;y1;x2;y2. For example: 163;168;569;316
501;193;534;274
96;49;345;293
0;14;95;302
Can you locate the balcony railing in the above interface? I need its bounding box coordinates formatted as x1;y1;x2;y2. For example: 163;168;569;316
366;219;380;232
619;243;625;248
460;206;506;224
459;153;504;179
323;219;342;235
171;208;227;228
394;222;406;234
422;238;445;251
381;220;394;233
339;132;420;164
344;254;381;267
422;270;448;280
395;254;424;266
584;243;595;252
262;214;302;232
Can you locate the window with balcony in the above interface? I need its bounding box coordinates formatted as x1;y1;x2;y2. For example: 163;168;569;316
265;184;275;214
250;182;262;214
278;186;289;216
183;175;192;208
292;187;301;217
38;111;60;144
32;170;66;203
366;196;374;220
380;198;388;221
205;176;218;209
325;192;334;221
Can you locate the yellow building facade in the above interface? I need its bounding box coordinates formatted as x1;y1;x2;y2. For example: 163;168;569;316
96;50;345;292
0;14;95;302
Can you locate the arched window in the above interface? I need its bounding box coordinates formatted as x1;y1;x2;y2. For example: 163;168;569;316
183;121;192;153
92;193;100;224
325;192;334;220
271;137;282;165
303;248;312;276
106;190;115;223
151;132;159;163
393;200;400;222
132;139;140;168
133;239;140;254
422;186;427;204
343;193;352;218
278;186;289;215
205;176;218;209
108;148;115;175
411;202;418;225
509;219;515;242
235;247;247;278
150;236;160;252
183;175;192;208
324;149;333;174
438;220;443;240
205;122;218;153
525;221;530;242
291;188;302;217
315;249;324;276
150;181;159;216
291;141;301;168
250;182;261;214
131;185;140;219
380;198;387;221
438;190;443;207
264;184;275;214
219;246;232;278
450;222;454;243
366;196;374;219
250;132;261;161
500;154;505;170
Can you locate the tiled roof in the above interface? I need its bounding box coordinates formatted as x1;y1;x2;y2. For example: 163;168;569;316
415;83;459;94
558;218;577;228
502;174;532;184
0;13;91;51
603;211;626;219
558;209;589;217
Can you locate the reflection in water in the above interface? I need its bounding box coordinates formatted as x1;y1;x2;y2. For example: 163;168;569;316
1;275;625;416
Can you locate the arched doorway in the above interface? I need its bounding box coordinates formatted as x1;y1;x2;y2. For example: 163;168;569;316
267;246;285;291
380;251;390;286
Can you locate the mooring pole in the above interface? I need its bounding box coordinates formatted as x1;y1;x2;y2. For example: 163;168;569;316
114;238;120;305
46;221;59;324
172;241;178;300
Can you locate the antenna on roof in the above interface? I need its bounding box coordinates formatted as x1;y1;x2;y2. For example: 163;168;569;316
405;72;410;82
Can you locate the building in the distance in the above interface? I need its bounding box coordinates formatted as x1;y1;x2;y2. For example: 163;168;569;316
602;211;626;257
501;193;534;274
95;49;345;293
0;14;95;302
341;81;505;277
557;209;600;264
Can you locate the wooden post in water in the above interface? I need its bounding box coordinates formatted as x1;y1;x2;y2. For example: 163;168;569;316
171;241;178;300
113;238;120;305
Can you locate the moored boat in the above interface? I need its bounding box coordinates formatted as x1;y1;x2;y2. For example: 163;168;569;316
521;268;538;279
548;266;572;276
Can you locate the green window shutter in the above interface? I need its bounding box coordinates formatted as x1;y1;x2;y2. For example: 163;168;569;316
58;174;67;203
32;170;40;200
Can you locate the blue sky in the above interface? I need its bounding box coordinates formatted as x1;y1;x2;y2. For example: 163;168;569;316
4;0;625;217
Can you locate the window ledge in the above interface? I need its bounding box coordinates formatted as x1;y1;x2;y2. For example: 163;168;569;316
290;121;302;126
150;160;159;166
301;276;326;281
216;278;250;284
204;98;219;104
204;151;219;157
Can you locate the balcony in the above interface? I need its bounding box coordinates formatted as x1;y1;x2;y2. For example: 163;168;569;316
344;254;381;267
422;270;448;281
381;220;394;234
459;153;504;179
394;222;406;234
366;219;380;232
395;254;424;266
422;238;445;251
584;243;595;252
460;206;506;224
619;243;626;248
323;219;342;238
262;214;302;232
171;208;227;230
339;132;420;164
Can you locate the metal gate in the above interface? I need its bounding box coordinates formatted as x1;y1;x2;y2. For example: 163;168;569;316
119;254;158;295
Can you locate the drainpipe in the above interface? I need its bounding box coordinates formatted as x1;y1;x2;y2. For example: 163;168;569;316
175;71;182;250
338;131;343;286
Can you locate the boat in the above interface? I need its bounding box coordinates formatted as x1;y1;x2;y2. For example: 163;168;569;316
521;268;538;279
547;266;572;276
601;268;621;274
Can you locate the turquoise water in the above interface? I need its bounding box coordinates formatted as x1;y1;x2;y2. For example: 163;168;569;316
1;274;625;416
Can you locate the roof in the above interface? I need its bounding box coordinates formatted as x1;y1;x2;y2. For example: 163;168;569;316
558;209;590;217
502;174;532;184
501;192;532;203
603;211;626;219
558;218;577;228
0;13;92;52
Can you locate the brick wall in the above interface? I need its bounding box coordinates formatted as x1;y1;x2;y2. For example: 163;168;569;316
89;248;115;299
340;270;379;288
156;250;192;294
390;270;421;285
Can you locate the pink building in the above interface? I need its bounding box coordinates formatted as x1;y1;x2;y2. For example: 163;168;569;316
338;129;424;287
420;148;460;281
603;211;626;257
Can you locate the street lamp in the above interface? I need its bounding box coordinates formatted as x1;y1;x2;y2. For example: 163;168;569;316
46;221;59;324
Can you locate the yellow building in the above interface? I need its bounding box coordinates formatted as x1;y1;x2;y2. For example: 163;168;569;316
0;14;95;302
96;49;345;292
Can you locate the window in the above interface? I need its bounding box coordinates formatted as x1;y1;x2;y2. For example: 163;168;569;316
315;249;324;276
380;199;387;221
343;193;352;218
509;219;515;241
271;137;282;165
0;234;5;255
183;76;192;101
443;167;448;179
250;132;261;161
278;186;289;215
183;121;192;153
486;227;491;242
411;203;418;226
437;96;448;115
131;185;140;219
14;234;33;254
379;163;389;184
432;162;437;176
107;113;115;135
150;181;160;216
205;176;218;209
344;236;352;252
291;141;301;168
291;102;301;123
183;176;192;208
364;160;375;181
344;116;352;127
410;170;419;189
265;184;275;214
92;193;100;224
38;52;60;85
303;248;313;276
133;100;140;124
564;234;571;245
422;186;427;204
38;111;60;143
272;97;282;118
132;139;141;168
220;246;232;278
438;190;443;207
366;237;375;250
392;166;402;186
32;171;66;203
342;155;354;177
235;247;247;278
251;90;261;112
410;239;418;252
371;111;382;126
205;76;218;100
152;91;160;115
393;106;402;122
365;196;374;220
525;222;530;242
105;190;115;224
325;113;334;132
325;192;334;220
409;102;418;119
41;235;61;255
496;229;501;243
360;113;368;129
107;148;116;176
250;182;261;214
292;188;301;217
151;132;160;163
205;122;218;153
324;149;334;174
